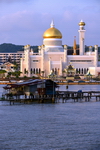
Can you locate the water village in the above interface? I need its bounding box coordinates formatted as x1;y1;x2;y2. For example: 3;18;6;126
0;78;100;105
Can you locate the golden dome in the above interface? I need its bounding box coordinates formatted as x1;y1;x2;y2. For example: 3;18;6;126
43;27;62;39
43;21;62;39
79;20;85;26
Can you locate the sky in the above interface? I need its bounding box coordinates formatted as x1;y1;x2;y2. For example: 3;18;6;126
0;0;100;46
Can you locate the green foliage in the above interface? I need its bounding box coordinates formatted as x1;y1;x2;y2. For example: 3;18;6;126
11;71;22;78
24;76;27;78
32;76;37;78
0;70;7;74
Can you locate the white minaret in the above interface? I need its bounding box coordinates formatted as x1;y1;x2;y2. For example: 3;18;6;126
94;45;98;67
78;20;86;55
64;45;67;62
41;44;45;73
24;45;31;77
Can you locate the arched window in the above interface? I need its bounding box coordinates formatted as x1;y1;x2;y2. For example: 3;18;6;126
79;68;80;74
36;68;38;74
33;68;35;74
39;68;41;74
30;68;32;74
76;68;78;74
82;68;83;74
84;68;86;74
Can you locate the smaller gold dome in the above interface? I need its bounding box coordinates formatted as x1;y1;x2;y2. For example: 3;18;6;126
79;20;85;26
24;44;30;48
43;27;62;39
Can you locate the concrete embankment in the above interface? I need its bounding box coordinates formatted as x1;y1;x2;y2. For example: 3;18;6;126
58;82;100;85
0;82;16;84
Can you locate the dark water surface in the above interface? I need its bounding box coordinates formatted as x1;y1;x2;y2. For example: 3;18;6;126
0;85;100;150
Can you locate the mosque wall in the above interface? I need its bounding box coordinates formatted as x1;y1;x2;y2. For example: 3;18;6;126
44;52;64;61
89;67;96;76
20;61;28;75
67;56;95;67
43;39;62;46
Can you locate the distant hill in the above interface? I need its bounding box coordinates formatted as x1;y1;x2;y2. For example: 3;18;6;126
0;43;38;53
0;43;99;53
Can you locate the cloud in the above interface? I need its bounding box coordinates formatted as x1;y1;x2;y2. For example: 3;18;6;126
0;0;100;46
63;11;73;21
0;10;52;45
0;8;100;46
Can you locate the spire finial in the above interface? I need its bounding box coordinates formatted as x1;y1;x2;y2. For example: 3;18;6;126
79;20;85;26
73;36;76;50
50;20;55;28
73;36;77;55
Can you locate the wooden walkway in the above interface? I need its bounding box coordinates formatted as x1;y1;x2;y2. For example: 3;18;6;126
56;91;100;102
1;91;100;105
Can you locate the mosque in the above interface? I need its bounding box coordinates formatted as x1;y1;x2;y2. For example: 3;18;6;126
20;20;100;78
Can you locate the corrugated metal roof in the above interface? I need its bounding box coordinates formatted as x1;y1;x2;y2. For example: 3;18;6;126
3;79;45;89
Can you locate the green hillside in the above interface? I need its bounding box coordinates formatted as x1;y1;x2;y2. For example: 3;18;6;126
0;43;38;53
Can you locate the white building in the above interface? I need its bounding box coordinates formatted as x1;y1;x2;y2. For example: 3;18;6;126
20;20;100;77
0;51;23;65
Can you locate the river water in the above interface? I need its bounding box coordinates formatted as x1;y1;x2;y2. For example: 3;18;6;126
0;84;100;150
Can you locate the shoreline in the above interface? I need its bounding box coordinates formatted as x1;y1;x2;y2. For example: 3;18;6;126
58;82;100;85
0;81;100;85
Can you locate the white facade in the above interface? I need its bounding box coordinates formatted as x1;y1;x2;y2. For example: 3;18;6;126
20;20;100;77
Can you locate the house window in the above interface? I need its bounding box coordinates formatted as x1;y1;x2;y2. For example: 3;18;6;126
70;60;92;62
33;60;38;62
